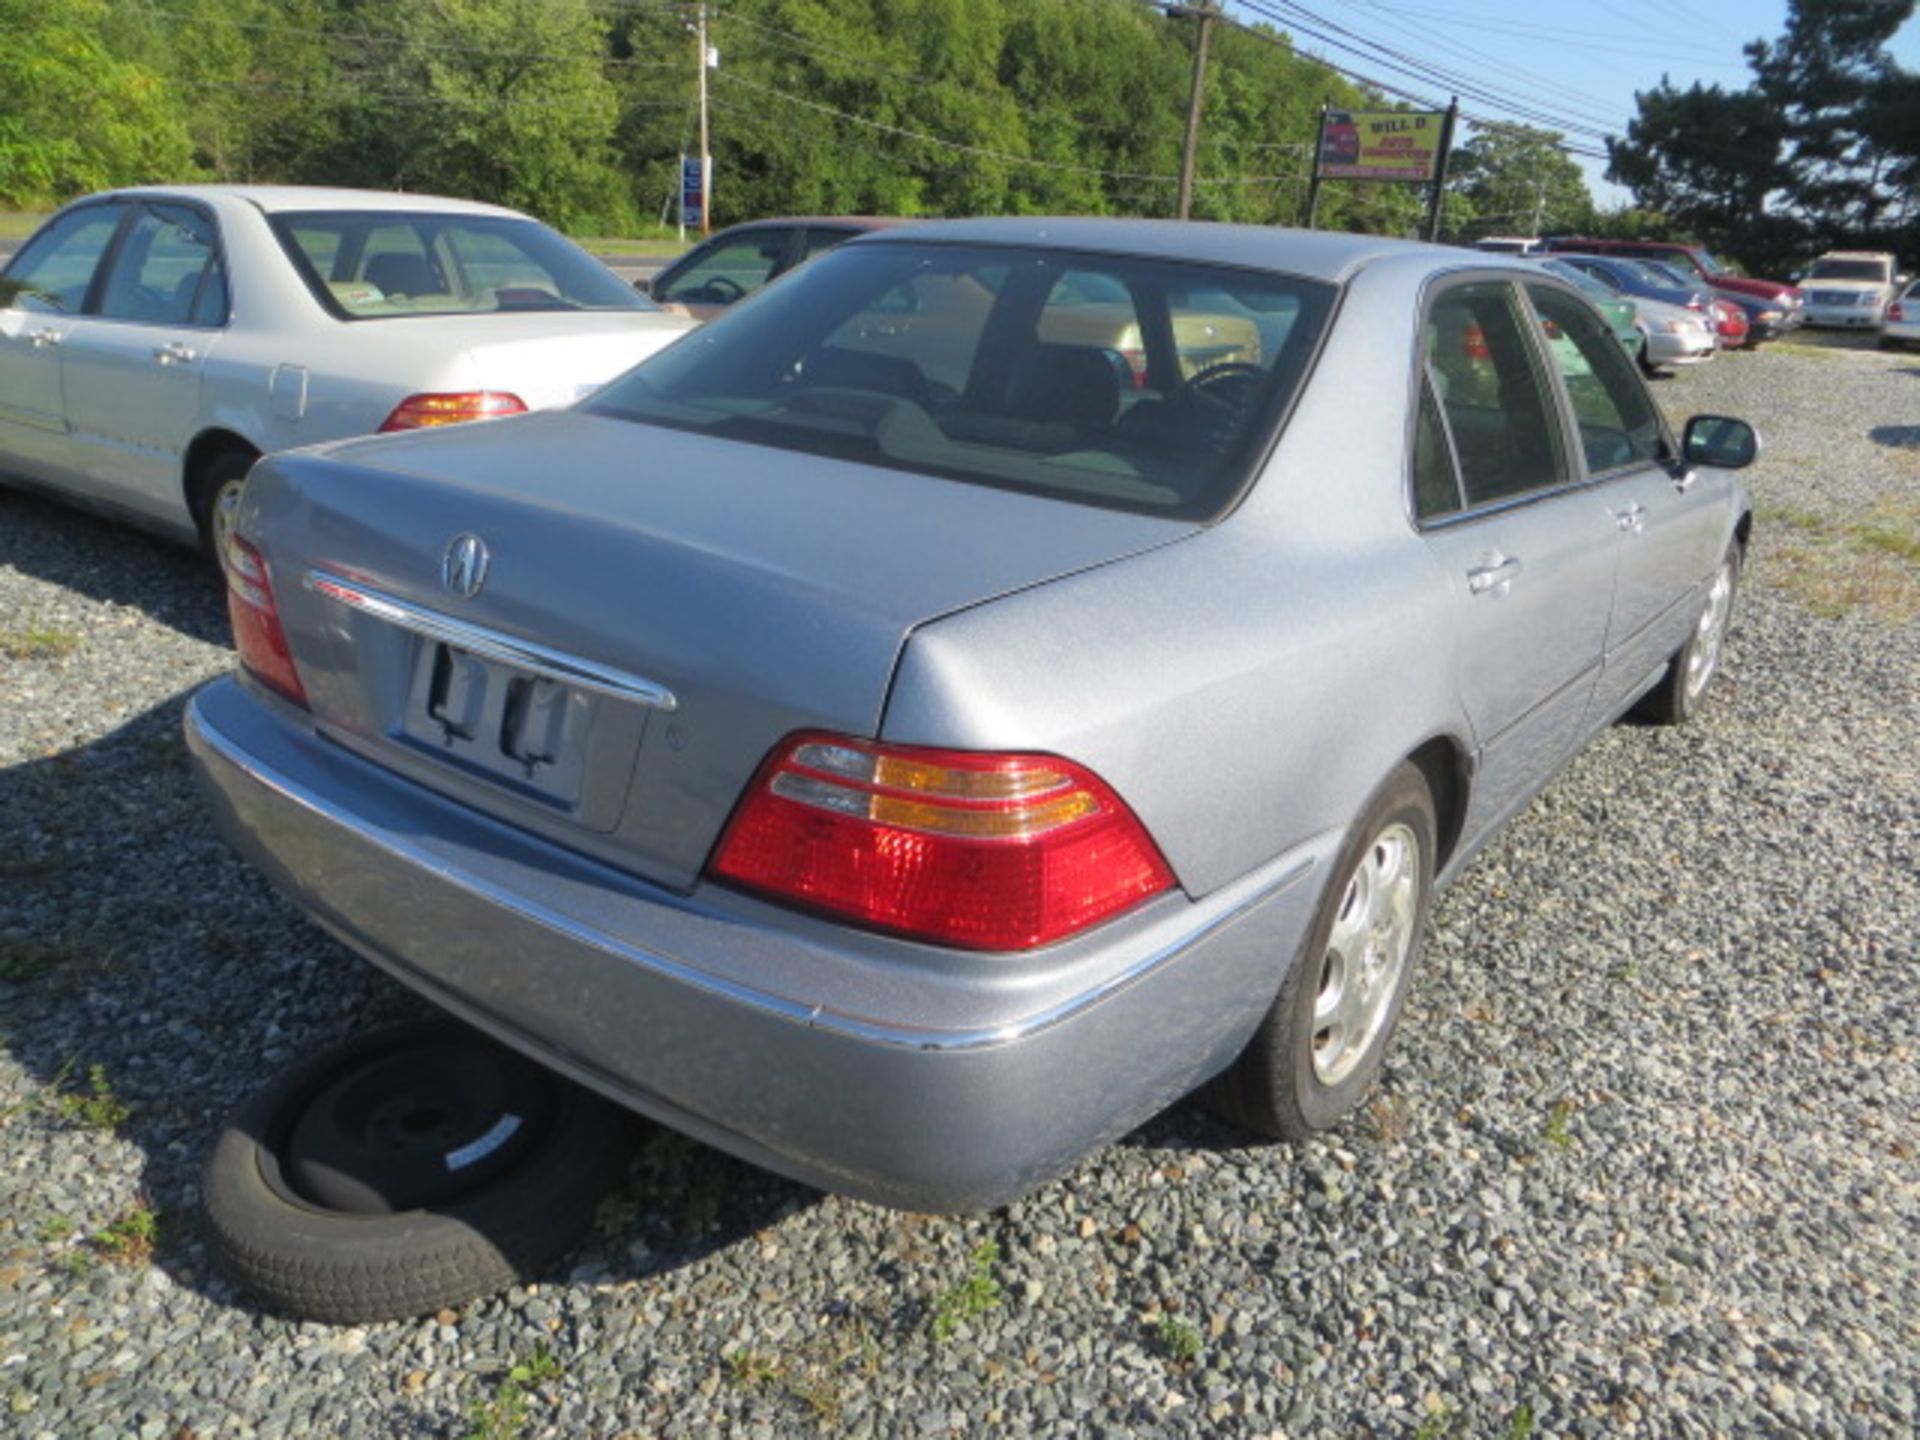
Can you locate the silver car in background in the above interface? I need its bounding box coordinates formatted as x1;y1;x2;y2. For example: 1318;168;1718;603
188;220;1757;1213
0;186;693;558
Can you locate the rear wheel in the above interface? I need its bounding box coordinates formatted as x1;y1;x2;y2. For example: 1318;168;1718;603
202;1018;638;1323
189;447;258;570
1209;764;1436;1139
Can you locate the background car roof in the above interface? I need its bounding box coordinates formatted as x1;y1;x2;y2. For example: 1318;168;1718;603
95;184;527;218
855;217;1466;284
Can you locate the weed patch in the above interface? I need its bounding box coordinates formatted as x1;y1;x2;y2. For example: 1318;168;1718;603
0;628;82;660
930;1238;1002;1341
461;1347;561;1440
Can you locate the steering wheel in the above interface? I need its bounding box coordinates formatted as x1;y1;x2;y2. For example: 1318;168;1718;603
1179;360;1266;412
697;275;747;304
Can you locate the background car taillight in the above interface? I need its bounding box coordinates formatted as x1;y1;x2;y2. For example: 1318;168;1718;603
709;733;1175;950
226;535;308;707
1889;302;1906;322
378;391;528;432
1462;322;1492;360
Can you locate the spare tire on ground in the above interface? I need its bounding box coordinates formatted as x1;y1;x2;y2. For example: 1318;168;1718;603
202;1017;639;1323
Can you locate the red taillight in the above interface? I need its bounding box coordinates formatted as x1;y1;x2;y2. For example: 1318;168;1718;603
1462;323;1491;360
1889;302;1906;321
225;535;307;707
709;733;1176;950
377;391;528;432
1686;297;1704;310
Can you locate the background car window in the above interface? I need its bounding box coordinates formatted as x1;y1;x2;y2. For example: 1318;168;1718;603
0;205;123;314
1423;282;1567;508
271;212;647;319
657;233;789;306
1411;372;1463;521
800;228;859;261
1527;285;1663;473
589;242;1335;521
97;205;220;326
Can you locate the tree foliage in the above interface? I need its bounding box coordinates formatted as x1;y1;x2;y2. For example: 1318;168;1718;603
0;0;1573;242
1608;0;1918;269
1447;125;1594;239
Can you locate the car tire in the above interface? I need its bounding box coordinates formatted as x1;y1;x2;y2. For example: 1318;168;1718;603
189;447;259;569
1634;541;1741;726
202;1018;639;1323
1208;763;1436;1140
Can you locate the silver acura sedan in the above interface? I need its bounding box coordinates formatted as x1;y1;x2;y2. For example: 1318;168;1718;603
187;219;1757;1213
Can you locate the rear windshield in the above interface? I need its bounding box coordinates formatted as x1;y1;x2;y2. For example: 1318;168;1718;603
1808;258;1889;282
586;241;1334;520
271;211;652;320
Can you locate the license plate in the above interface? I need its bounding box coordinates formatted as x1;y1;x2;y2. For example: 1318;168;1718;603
400;642;592;805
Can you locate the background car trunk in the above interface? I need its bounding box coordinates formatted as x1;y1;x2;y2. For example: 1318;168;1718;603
246;410;1195;890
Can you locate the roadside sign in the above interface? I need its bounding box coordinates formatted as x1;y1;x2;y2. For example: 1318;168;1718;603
680;155;706;231
1315;110;1446;182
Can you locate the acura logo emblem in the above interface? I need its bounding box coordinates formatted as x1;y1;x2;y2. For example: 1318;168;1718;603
441;533;490;599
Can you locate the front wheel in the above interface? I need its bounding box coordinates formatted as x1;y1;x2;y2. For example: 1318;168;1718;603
1208;763;1436;1139
1634;541;1740;725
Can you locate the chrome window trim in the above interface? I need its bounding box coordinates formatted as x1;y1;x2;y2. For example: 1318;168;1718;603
304;570;679;712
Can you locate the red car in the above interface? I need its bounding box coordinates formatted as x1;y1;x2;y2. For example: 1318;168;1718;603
1542;237;1801;344
1709;297;1749;348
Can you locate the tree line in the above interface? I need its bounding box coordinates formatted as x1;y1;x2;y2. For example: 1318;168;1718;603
1;0;1593;241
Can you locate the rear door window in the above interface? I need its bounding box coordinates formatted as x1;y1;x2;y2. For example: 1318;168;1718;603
1422;282;1569;510
96;204;223;326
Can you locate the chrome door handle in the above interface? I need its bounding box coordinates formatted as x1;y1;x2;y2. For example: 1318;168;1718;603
153;341;198;365
27;327;61;349
1466;555;1522;596
1614;503;1647;534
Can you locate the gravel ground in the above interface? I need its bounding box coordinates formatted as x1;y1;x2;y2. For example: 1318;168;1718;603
2;340;1915;1440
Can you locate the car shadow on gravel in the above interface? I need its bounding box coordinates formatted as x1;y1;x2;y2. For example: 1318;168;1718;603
0;487;227;644
1868;424;1920;449
0;686;821;1322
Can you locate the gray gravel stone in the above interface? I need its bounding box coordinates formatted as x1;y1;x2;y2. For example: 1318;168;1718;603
1;338;1915;1438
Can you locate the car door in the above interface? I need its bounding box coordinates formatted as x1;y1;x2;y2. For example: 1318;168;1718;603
1522;283;1729;716
58;201;228;526
0;202;126;485
1413;279;1620;836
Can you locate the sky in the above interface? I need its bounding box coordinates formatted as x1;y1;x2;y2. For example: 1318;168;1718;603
1229;0;1920;210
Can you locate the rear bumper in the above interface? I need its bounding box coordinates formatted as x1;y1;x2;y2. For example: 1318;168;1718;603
186;677;1329;1210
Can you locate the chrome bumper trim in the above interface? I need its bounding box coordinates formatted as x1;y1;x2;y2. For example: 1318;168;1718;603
304;570;678;712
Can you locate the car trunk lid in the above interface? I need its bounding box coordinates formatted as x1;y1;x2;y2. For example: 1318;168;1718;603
246;410;1195;889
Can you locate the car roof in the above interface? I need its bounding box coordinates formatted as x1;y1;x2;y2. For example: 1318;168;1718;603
707;216;904;232
852;217;1462;284
97;184;526;218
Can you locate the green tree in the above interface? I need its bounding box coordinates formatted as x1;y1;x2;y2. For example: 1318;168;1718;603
0;0;195;206
1448;124;1594;239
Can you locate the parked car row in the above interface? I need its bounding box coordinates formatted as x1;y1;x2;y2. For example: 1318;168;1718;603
8;191;1763;1319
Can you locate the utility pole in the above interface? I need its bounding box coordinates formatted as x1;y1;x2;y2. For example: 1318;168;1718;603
1423;98;1458;243
1172;2;1218;221
696;3;712;237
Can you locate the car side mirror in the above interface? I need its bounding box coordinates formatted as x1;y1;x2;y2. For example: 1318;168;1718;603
1682;415;1760;470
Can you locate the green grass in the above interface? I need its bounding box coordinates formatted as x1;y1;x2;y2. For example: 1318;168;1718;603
930;1238;1002;1341
0;628;82;660
1153;1314;1204;1367
89;1206;159;1265
568;226;690;258
1542;1099;1577;1151
47;1062;131;1132
1754;501;1920;622
461;1347;562;1440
